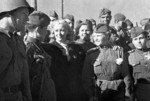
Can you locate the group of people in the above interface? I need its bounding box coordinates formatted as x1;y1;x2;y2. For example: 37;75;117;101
1;0;150;101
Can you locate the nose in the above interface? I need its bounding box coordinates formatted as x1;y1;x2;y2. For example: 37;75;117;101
137;39;141;43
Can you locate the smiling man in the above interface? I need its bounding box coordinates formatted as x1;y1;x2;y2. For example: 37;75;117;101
99;8;112;26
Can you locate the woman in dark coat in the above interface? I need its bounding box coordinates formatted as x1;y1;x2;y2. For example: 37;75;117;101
42;20;86;101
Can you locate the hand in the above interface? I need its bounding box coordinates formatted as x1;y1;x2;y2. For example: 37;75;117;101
115;58;123;65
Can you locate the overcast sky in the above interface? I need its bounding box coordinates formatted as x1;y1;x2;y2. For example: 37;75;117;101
27;0;150;26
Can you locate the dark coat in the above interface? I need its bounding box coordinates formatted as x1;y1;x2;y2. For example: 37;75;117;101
0;30;31;101
42;41;86;101
25;37;56;101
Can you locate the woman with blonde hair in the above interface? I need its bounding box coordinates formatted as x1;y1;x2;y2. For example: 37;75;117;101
42;19;86;101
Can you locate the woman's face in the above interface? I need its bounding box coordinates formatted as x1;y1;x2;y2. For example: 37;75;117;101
93;32;109;46
12;7;29;31
53;24;68;42
132;34;147;49
78;25;92;41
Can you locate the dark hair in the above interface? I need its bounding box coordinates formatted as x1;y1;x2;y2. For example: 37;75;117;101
75;19;93;35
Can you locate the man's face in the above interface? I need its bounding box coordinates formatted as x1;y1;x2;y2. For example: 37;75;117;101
132;34;147;49
99;13;111;25
12;7;29;32
37;26;48;41
92;32;109;46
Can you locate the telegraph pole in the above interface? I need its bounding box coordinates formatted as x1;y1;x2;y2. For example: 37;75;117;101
31;0;37;11
61;0;64;18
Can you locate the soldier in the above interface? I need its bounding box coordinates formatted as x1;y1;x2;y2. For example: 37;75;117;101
98;8;121;48
99;8;112;26
0;0;34;101
144;23;150;39
64;14;75;30
125;19;134;37
128;27;150;101
82;24;133;101
75;19;96;52
140;18;150;29
25;11;56;101
113;13;131;53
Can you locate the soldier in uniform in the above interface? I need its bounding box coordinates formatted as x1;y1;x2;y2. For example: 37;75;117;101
75;19;96;53
98;8;121;48
113;13;131;53
82;24;133;101
25;11;56;101
99;8;112;26
64;14;75;30
128;27;150;101
140;18;150;29
0;0;34;101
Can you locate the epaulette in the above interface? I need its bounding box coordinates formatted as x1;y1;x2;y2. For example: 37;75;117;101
128;49;135;53
87;47;99;54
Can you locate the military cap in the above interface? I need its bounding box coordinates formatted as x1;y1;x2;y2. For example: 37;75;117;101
131;27;147;38
0;0;34;16
99;8;111;17
94;23;110;34
89;18;96;23
140;18;150;26
28;11;50;27
114;13;126;22
49;10;58;18
125;19;133;27
64;14;74;22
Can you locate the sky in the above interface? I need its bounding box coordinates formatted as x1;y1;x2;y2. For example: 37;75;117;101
27;0;150;26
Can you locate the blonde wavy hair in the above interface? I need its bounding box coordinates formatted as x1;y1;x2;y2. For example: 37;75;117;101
51;19;74;42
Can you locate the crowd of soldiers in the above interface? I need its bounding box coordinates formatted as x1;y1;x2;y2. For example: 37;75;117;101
1;0;150;101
